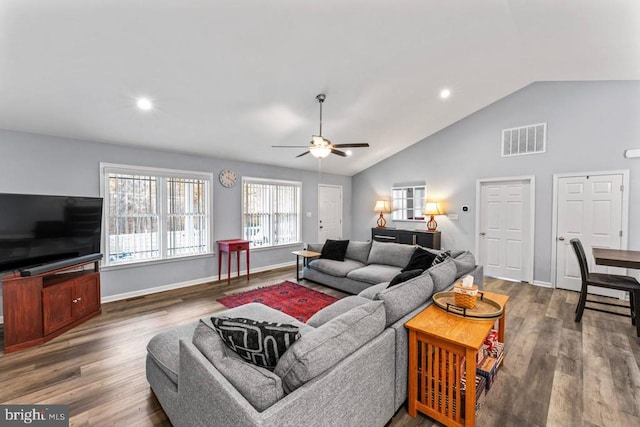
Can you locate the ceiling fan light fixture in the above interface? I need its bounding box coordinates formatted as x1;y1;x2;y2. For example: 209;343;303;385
312;135;325;145
310;145;331;158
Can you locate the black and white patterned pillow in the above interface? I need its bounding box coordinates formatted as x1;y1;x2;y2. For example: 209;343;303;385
431;250;452;266
211;317;300;371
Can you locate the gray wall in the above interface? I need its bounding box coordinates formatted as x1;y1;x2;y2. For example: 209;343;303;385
0;129;351;317
352;81;640;284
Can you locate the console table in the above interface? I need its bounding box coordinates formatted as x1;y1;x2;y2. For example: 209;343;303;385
405;291;508;426
371;228;441;249
217;239;250;285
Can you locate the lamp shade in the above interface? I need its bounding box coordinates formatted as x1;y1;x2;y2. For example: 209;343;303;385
374;200;391;213
423;202;442;215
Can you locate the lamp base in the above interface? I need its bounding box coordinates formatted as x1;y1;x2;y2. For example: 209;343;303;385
376;213;387;228
426;215;437;232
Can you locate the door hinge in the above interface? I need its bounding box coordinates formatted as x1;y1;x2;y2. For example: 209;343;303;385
620;184;624;191
620;230;623;237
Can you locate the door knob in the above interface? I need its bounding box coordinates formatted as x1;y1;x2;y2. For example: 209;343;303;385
558;236;565;241
479;232;486;236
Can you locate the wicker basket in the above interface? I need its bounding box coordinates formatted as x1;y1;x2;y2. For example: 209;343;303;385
453;283;478;309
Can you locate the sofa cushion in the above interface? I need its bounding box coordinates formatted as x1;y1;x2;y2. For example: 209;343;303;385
402;247;437;272
307;258;365;278
428;257;457;292
431;250;452;266
347;264;402;284
452;250;476;278
345;240;372;264
146;322;198;385
274;300;386;393
357;282;389;299
192;321;284;412
388;269;423;287
211;317;300;371
367;240;416;268
375;272;434;326
320;239;350;261
306;295;370;327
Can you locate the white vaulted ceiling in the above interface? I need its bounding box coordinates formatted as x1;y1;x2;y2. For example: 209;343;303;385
0;0;638;175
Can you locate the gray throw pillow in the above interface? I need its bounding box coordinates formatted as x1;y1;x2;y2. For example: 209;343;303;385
274;300;385;393
367;240;416;268
192;321;285;412
452;250;476;278
375;272;434;325
428;257;457;292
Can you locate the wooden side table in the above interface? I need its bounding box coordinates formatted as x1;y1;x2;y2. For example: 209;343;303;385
405;291;508;427
291;250;321;281
217;239;250;285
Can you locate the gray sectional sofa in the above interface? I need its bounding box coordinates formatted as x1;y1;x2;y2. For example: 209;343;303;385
146;240;483;426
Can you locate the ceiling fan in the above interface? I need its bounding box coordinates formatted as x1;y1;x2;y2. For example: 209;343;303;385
272;94;370;158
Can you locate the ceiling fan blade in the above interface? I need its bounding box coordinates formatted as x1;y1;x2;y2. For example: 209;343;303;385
331;143;370;148
296;151;311;158
330;148;348;157
272;145;313;148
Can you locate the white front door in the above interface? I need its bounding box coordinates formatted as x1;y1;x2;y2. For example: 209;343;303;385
477;178;534;283
318;185;342;242
554;173;625;296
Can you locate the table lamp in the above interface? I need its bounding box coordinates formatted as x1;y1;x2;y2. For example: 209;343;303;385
423;201;442;231
374;200;391;228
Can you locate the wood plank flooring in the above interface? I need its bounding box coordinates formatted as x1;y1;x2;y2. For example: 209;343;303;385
1;270;639;426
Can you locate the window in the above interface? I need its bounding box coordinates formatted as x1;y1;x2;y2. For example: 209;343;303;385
101;164;212;266
392;185;426;221
242;178;301;248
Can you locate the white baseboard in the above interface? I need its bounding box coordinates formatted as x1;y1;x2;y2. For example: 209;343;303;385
100;260;296;304
533;280;553;288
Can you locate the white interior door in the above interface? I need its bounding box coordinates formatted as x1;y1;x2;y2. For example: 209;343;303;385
478;178;534;283
318;185;342;242
555;173;625;296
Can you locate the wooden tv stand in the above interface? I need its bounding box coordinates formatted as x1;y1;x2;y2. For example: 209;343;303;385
2;259;101;353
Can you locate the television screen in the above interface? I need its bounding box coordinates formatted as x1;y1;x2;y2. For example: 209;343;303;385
0;193;103;274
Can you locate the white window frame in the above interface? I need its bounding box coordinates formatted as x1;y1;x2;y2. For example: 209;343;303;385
242;177;302;249
391;185;426;222
100;163;213;268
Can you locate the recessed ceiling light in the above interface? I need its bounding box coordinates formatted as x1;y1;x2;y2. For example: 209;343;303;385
136;97;153;111
439;89;451;99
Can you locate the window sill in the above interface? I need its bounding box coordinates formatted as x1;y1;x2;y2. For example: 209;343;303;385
101;253;214;271
249;242;303;252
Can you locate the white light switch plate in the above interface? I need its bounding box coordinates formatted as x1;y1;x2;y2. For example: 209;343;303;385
447;214;459;220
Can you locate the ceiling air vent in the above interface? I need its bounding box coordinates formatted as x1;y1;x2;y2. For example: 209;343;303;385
502;123;546;157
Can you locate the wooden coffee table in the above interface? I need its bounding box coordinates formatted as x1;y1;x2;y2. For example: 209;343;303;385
405;291;508;427
292;250;321;281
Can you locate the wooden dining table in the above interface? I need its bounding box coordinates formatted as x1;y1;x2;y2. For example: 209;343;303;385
592;247;640;269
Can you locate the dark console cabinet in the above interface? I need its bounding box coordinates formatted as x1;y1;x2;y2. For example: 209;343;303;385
371;228;441;249
2;259;101;353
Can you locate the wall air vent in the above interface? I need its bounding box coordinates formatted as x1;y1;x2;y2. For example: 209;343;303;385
501;123;546;157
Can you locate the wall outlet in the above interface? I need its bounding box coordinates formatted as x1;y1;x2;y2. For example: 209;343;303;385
306;212;313;218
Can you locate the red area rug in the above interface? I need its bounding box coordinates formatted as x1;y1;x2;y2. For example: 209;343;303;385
217;281;340;322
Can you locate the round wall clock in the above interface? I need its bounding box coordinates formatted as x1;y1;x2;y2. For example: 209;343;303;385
218;169;237;188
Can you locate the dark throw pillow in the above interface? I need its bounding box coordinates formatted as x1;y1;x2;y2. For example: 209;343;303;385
388;269;423;287
402;247;438;272
210;317;300;371
431;250;452;266
320;239;350;261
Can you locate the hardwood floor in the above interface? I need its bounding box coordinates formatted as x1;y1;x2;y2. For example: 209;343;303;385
1;270;639;426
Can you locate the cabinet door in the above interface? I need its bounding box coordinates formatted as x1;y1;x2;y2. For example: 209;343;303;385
72;274;101;319
42;283;74;335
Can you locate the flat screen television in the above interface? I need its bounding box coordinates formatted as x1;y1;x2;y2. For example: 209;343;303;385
0;193;103;275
